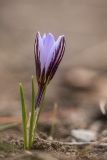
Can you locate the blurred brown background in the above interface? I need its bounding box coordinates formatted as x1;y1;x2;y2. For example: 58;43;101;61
0;0;107;116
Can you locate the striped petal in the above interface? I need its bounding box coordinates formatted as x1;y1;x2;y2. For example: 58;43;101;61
46;36;65;82
45;36;62;71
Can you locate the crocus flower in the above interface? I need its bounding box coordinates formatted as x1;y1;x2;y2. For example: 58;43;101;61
19;32;65;149
34;32;65;116
34;32;65;87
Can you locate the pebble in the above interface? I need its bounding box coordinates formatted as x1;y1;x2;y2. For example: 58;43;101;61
71;129;96;142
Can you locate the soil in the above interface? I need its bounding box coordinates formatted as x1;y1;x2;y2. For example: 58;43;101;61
0;107;107;160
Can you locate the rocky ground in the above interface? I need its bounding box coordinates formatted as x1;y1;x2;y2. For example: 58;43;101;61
0;104;107;160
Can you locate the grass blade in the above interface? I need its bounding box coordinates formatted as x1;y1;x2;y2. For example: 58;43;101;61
28;76;35;148
0;123;18;131
19;83;28;149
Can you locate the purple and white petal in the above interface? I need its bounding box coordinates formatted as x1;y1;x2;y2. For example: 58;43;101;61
42;33;46;43
34;33;42;82
45;35;64;72
43;33;55;51
47;36;65;81
43;33;55;67
37;32;46;72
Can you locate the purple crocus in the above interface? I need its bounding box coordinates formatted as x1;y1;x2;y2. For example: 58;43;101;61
19;32;65;149
34;32;65;113
34;32;65;87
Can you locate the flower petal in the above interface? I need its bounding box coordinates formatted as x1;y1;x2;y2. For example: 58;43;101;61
37;32;46;72
46;36;65;82
44;33;55;47
43;33;55;57
34;32;42;82
45;35;64;72
39;33;55;73
42;33;46;43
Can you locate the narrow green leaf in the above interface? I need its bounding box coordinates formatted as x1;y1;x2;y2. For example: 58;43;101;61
0;123;18;131
28;76;35;148
19;83;28;149
50;103;58;137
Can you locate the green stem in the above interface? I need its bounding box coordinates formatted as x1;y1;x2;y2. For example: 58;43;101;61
19;83;28;149
36;86;47;125
33;85;47;136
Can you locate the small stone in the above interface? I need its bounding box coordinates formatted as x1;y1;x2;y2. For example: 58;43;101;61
71;129;96;142
25;150;33;155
